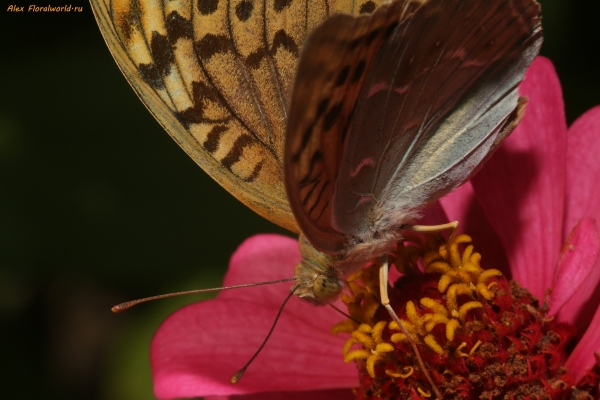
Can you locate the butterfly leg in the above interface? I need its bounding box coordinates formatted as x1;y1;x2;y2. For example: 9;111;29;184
378;254;441;398
404;220;459;242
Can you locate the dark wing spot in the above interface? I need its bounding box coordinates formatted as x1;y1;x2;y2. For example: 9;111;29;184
359;0;376;14
313;199;329;222
197;0;218;15
243;160;263;182
203;125;228;153
384;21;399;38
139;63;164;90
245;48;267;69
323;103;342;131
273;0;292;12
175;81;230;128
316;98;329;119
366;29;379;45
292;122;314;163
195;34;232;59
349;37;362;51
351;60;366;83
302;177;322;206
115;9;135;41
150;31;174;76
271;29;299;57
235;0;253;21
166;12;193;42
335;65;350;87
307;181;329;217
190;80;223;107
221;134;253;170
299;151;323;185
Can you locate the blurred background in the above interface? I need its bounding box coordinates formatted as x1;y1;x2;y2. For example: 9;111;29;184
1;1;599;399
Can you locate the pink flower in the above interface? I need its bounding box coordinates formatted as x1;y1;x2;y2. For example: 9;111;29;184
151;57;600;399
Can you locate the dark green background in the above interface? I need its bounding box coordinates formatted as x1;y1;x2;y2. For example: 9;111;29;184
1;1;598;399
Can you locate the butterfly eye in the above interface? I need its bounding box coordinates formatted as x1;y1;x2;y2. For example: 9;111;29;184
313;276;342;302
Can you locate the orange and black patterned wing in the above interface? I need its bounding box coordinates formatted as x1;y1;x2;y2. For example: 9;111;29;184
90;0;387;233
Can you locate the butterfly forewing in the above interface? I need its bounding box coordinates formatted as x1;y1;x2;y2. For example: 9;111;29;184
91;0;387;234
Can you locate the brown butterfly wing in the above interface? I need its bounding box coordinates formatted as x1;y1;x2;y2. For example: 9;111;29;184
333;0;542;237
284;0;420;254
285;0;542;254
90;0;383;234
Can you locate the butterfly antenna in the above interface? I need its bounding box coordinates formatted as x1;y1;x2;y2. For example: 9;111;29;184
230;287;297;383
329;303;361;324
111;278;297;313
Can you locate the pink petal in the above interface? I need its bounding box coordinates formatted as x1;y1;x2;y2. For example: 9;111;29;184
566;303;600;382
440;183;510;276
548;218;600;321
416;201;449;226
218;234;301;307
206;388;355;400
562;107;600;334
471;57;567;300
564;106;600;239
152;234;357;399
152;299;356;399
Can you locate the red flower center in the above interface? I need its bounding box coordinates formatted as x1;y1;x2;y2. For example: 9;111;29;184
332;234;597;399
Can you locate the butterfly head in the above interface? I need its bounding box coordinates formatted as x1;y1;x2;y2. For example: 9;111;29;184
293;235;344;306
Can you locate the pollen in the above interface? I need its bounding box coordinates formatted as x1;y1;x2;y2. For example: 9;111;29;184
331;231;585;399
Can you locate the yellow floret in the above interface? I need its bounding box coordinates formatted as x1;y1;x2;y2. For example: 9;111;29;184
445;318;460;341
331;319;357;334
458;301;483;321
424;313;449;332
424;334;444;355
386;366;413;378
446;283;473;312
345;349;369;363
421;297;449;316
478;269;503;284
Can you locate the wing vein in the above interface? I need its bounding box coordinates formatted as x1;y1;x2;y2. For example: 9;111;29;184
223;0;279;159
263;0;289;137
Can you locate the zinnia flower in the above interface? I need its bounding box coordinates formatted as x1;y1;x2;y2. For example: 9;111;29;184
150;57;600;399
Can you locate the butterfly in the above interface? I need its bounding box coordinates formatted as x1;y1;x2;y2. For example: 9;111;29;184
91;0;542;385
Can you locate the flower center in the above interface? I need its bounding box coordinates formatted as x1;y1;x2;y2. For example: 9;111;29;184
332;233;595;399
